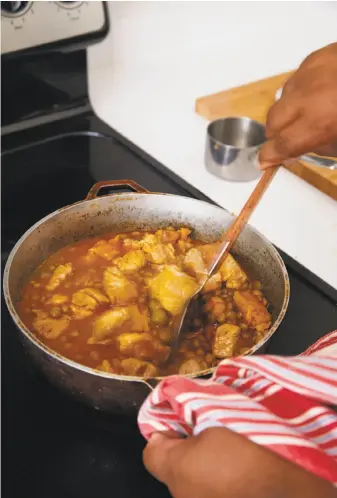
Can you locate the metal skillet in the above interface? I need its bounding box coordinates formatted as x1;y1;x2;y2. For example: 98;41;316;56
3;179;289;414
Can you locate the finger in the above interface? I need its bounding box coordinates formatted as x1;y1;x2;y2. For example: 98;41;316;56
143;431;186;483
265;96;300;139
312;142;337;158
259;115;323;169
279;74;296;97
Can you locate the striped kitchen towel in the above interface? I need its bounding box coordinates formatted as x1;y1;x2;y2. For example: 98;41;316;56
138;330;337;485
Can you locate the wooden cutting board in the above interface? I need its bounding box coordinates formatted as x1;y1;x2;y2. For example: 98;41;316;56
195;72;337;201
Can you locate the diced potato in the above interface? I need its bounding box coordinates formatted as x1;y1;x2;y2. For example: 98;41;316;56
179;358;207;375
220;254;247;289
148;299;161;311
151;307;168;325
117;250;146;273
33;316;70;339
117;332;170;363
46;263;72;291
149;265;199;316
46;294;68;305
103;267;138;305
184;248;207;280
121;358;158;377
87;240;120;261
233;291;271;332
213;323;241;358
90;307;130;343
148;299;168;325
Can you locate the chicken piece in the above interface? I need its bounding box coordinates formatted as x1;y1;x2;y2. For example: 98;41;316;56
180;227;192;240
139;233;175;264
89;307;130;343
198;242;220;266
128;304;150;332
234;291;271;332
213;323;241;358
71;306;93;319
33;315;69;339
220;254;247;289
117;250;146;273
74;268;99;287
121;358;158;377
179;358;207;375
84;287;110;304
71;287;109;319
117;333;170;363
46;263;72;291
184;248;207;280
202;272;222;294
142;234;158;245
177;239;193;254
149;265;199;316
46;294;68;305
87;240;120;261
142;241;175;265
32;309;48;319
156;229;180;244
72;287;108;309
108;237;123;252
103;267;138;304
122;238;142;251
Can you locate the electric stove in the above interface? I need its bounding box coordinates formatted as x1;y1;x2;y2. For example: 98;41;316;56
2;6;337;498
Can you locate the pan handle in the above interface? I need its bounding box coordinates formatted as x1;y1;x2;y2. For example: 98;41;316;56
86;180;149;200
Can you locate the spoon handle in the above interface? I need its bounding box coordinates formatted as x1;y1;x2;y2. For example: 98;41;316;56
210;167;279;275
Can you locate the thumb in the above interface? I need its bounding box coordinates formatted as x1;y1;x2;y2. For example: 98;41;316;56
143;431;186;483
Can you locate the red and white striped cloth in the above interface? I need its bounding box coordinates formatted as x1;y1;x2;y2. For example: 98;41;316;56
138;330;337;485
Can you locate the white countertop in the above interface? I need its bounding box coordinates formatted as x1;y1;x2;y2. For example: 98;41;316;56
88;2;337;289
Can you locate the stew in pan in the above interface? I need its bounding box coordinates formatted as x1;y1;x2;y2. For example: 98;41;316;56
18;227;271;377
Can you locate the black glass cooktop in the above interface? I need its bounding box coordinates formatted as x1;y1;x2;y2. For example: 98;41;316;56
2;112;337;498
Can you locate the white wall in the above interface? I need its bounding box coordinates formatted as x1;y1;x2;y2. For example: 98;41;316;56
88;1;337;89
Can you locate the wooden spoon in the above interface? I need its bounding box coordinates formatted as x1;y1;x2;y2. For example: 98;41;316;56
170;166;279;353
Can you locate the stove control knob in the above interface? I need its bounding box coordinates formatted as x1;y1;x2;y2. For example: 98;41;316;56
1;1;31;16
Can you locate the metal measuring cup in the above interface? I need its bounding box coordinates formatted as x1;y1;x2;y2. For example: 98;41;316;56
205;116;337;181
205;117;265;182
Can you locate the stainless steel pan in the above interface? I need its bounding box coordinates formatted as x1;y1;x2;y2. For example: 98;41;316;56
3;180;290;414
